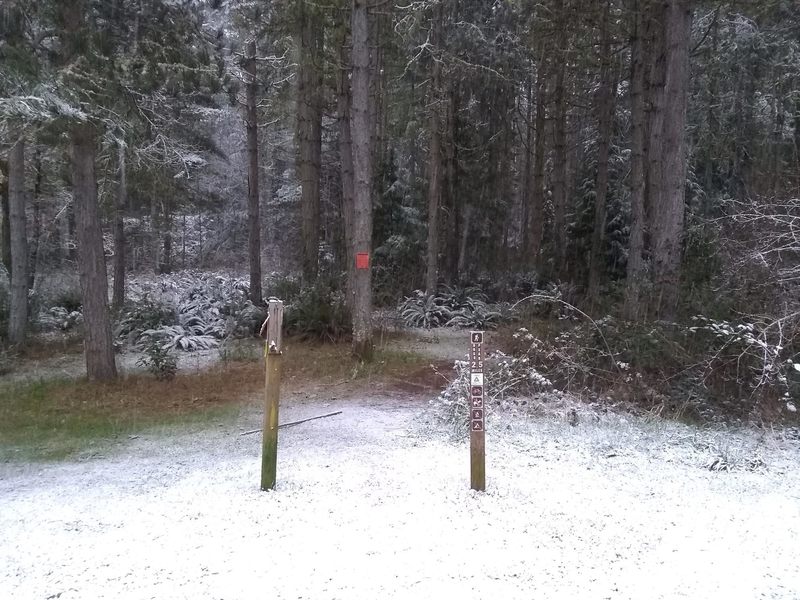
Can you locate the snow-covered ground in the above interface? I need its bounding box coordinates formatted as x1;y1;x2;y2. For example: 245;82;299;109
1;390;799;600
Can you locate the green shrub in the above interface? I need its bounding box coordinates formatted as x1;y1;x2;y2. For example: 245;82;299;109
116;297;176;343
284;277;351;342
399;291;453;328
54;289;82;313
218;339;262;363
398;285;514;330
265;273;302;304
137;339;178;380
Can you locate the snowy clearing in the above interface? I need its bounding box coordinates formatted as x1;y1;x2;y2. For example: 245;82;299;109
1;390;799;600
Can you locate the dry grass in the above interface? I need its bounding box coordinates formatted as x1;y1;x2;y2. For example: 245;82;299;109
0;339;429;461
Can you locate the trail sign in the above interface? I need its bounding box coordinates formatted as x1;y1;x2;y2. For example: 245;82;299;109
469;330;486;491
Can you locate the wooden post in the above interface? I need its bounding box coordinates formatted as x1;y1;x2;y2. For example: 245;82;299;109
469;331;486;491
261;298;284;491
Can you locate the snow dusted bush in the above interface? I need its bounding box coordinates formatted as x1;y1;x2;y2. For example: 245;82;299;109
690;315;800;410
398;285;512;330
32;272;84;332
117;271;262;351
38;307;84;332
431;329;553;436
399;291;453;328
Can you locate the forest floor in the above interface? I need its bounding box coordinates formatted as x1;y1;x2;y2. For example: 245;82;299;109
1;330;799;599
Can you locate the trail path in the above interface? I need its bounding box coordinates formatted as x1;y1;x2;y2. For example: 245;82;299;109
1;330;799;599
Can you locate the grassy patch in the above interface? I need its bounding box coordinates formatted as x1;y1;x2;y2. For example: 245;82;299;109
0;339;429;462
0;368;251;462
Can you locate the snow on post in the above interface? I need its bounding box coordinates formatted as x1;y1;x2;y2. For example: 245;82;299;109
470;331;486;491
260;298;284;491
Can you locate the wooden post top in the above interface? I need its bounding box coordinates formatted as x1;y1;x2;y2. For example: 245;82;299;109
260;297;284;353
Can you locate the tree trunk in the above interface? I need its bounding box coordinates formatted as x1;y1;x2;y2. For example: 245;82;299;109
150;194;160;274
8;138;27;345
530;49;547;273
551;17;568;280
0;157;11;275
588;1;617;302
71;123;117;380
651;0;691;320
702;10;719;207
67;202;77;262
645;1;666;230
245;38;263;305
624;0;649;321
112;141;126;311
29;147;42;290
162;218;172;274
443;86;458;282
337;27;356;311
457;203;473;280
520;71;533;266
369;6;386;168
297;0;323;282
425;5;443;295
60;0;116;377
350;0;373;360
795;96;800;189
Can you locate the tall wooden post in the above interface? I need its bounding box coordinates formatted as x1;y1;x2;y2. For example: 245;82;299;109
261;298;284;491
469;331;486;491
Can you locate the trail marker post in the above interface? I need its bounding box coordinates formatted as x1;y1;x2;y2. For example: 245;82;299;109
469;331;486;491
260;298;284;491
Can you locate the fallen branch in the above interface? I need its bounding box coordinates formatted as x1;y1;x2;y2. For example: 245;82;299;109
239;411;343;436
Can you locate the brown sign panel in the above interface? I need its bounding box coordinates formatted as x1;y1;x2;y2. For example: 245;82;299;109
469;330;485;491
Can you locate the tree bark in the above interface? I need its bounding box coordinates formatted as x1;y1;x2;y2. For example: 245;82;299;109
520;71;533;266
1;158;11;275
651;0;691;320
8;138;27;345
59;0;115;378
70;123;117;380
424;5;443;295
457;203;473;281
588;1;617;302
624;0;649;321
645;1;666;230
551;11;568;280
150;194;160;274
66;202;77;262
297;0;323;281
162;217;172;274
29;148;42;290
112;141;126;311
350;0;373;360
245;38;263;305
530;49;547;273
443;86;458;282
337;27;356;311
